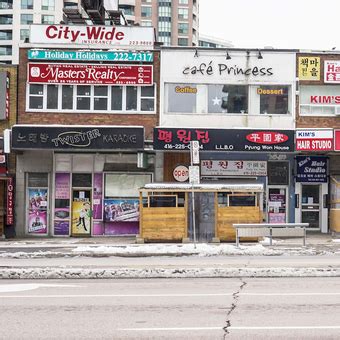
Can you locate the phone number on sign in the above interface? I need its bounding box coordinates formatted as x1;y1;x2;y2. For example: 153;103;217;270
164;144;191;150
129;41;153;46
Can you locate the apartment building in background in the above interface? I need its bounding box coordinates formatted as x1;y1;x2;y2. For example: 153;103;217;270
0;0;63;64
120;0;199;46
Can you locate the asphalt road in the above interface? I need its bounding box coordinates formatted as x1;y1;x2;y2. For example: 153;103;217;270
0;277;339;339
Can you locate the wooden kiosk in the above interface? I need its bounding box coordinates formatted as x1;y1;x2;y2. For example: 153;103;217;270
138;182;264;242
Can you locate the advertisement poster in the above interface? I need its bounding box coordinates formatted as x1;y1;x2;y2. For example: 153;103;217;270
104;199;139;222
296;156;327;183
29;189;48;210
93;173;103;220
28;210;47;234
54;220;70;236
298;56;320;81
71;200;91;235
55;173;70;199
268;213;286;224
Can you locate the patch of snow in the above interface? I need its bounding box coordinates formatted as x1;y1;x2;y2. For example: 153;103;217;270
0;283;80;293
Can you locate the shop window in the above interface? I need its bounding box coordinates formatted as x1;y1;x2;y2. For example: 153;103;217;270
257;85;289;114
29;84;43;109
47;85;58;109
126;86;137;111
167;83;197;113
27;84;156;113
141;86;155;111
28;173;48;187
149;195;177;207
94;86;108;110
228;194;256;206
300;85;340;115
76;86;91;110
111;86;123;110
72;173;92;188
62;85;73;110
208;84;248;114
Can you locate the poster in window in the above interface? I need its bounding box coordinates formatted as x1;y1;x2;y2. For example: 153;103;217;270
104;199;139;222
28;210;47;234
28;189;48;210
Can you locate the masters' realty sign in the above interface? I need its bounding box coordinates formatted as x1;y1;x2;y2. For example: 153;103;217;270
29;25;154;49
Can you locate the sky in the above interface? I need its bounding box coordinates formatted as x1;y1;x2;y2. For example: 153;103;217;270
199;0;340;50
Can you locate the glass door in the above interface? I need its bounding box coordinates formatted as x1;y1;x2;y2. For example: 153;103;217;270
268;187;287;223
301;184;320;229
71;189;92;236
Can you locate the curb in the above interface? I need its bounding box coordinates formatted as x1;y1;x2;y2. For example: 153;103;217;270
1;267;339;279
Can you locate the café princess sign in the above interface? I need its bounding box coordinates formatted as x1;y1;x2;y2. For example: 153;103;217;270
11;125;144;150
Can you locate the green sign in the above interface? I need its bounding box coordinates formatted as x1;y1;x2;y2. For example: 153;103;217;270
28;50;153;62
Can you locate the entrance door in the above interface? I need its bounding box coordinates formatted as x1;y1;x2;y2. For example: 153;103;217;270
301;184;320;229
71;189;91;236
267;187;288;223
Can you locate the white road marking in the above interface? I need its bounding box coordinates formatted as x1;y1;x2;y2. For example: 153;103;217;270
118;326;340;331
1;292;340;298
0;284;81;293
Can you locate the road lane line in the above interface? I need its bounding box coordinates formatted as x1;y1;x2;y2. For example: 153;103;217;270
1;292;340;298
118;326;340;331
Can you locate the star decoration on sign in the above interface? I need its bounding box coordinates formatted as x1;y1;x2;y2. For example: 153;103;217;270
212;96;221;105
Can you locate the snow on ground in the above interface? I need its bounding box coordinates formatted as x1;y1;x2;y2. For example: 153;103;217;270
0;266;339;280
0;242;338;259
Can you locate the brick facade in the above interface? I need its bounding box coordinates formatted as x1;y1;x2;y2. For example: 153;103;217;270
18;48;160;140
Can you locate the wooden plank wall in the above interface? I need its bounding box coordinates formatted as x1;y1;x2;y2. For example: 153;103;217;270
216;206;262;241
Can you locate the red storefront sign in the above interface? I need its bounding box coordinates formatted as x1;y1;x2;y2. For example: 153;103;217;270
28;63;153;85
6;177;14;225
334;130;340;151
296;129;333;151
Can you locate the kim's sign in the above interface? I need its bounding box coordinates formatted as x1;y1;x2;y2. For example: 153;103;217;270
11;125;144;150
296;156;327;183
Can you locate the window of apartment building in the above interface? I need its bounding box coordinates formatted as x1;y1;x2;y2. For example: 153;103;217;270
300;85;340;115
257;85;289;114
0;45;11;56
0;15;13;25
0;1;13;10
27;84;156;113
178;8;189;20
21;14;33;25
141;20;152;27
141;6;152;17
158;21;171;33
21;0;33;9
0;30;12;40
158;5;171;17
178;38;188;46
167;84;197;113
178;23;189;35
179;0;189;4
42;0;55;11
142;0;152;2
20;29;29;40
120;5;134;16
41;15;54;24
158;36;171;46
208;85;248;114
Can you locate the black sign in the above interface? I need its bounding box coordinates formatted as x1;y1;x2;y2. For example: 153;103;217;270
11;125;144;150
154;128;294;152
296;156;327;183
267;161;289;185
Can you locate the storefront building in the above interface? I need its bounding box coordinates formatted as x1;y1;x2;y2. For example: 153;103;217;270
157;48;297;229
12;24;160;237
0;65;17;238
296;53;340;233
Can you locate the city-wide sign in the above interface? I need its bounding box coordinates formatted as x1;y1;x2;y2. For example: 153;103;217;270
29;25;154;49
11;125;144;150
28;63;153;85
28;50;154;62
296;156;327;183
154;128;295;152
295;129;333;151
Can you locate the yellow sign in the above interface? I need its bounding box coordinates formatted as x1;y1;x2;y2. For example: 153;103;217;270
298;56;320;80
175;86;197;94
257;88;285;95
